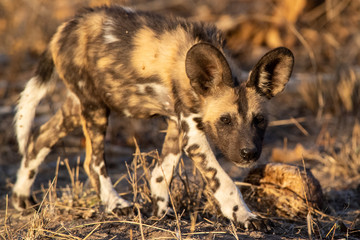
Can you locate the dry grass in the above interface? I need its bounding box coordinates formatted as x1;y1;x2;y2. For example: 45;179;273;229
0;144;239;239
0;0;131;79
314;120;360;186
1;140;359;239
299;67;360;118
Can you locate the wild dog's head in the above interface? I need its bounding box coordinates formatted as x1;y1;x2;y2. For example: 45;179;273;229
185;43;294;166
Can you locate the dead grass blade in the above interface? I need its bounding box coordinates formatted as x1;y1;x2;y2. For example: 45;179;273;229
325;222;337;239
290;117;309;136
112;173;127;188
269;117;307;127
39;228;82;240
82;223;100;240
136;205;145;240
3;195;11;240
229;221;240;240
306;211;313;240
157;150;183;240
69;220;177;235
36;167;58;213
287;22;318;75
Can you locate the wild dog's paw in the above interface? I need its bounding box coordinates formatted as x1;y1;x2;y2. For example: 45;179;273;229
105;196;133;216
152;195;172;217
12;192;38;212
156;207;174;218
240;215;273;233
112;205;134;216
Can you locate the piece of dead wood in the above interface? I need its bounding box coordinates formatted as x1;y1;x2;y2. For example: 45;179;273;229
241;163;325;218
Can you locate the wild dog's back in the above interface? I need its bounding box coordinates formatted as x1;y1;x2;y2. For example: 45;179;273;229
49;6;225;118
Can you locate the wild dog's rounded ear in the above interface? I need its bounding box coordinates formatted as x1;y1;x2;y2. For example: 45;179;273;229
246;47;294;99
185;43;233;96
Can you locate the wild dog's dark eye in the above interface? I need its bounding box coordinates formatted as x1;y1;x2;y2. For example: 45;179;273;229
220;115;231;125
253;115;266;127
254;115;264;123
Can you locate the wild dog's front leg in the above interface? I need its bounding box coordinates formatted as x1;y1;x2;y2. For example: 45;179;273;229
81;104;131;213
182;116;258;228
150;119;182;216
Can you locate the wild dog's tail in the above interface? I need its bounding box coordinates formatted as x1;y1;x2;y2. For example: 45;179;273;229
15;49;57;155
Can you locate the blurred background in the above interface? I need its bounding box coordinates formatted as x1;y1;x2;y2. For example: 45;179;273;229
1;0;360;113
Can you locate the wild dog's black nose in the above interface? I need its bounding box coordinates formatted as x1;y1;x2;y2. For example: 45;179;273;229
240;148;257;161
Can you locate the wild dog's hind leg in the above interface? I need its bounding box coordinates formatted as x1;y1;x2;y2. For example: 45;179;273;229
80;103;131;213
12;93;81;211
150;119;182;217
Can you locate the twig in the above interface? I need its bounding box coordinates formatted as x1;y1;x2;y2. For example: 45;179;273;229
75;156;81;197
229;221;239;240
183;231;227;236
157;150;183;240
136;205;145;240
129;137;141;203
269;117;307;127
57;222;79;239
3;195;10;240
64;158;75;192
36;170;58;213
325;222;337;239
113;174;127;188
82;224;100;240
69;220;176;235
40;228;82;240
291;117;310;136
125;162;137;203
50;157;61;207
306;212;313;240
287;23;317;75
300;157;322;239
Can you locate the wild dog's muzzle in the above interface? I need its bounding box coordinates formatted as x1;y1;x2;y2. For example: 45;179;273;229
240;147;260;162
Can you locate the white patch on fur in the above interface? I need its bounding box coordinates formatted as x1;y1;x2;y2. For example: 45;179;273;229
103;20;119;44
122;6;135;13
181;114;206;146
13;147;51;197
67;90;81;108
182;114;255;224
259;71;271;92
92;162;131;211
136;84;146;94
135;83;168;95
99;175;131;211
15;76;53;155
123;109;132;117
259;64;290;97
150;153;181;215
104;33;119;44
78;80;85;89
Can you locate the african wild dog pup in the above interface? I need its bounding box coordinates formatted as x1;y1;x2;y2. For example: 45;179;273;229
13;6;294;229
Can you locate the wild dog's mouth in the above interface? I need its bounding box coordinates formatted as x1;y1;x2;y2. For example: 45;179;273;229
233;162;255;168
232;157;259;168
